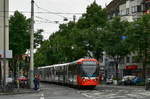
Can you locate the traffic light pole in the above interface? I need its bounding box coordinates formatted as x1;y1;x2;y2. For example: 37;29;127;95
29;0;34;88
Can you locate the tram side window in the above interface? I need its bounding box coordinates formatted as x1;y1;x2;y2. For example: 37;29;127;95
47;68;50;77
56;67;61;75
55;67;58;75
68;64;77;74
49;68;53;76
39;71;42;77
42;69;44;78
44;69;47;78
63;66;68;75
61;67;64;75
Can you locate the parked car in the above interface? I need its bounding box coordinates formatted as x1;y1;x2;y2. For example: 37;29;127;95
145;78;150;90
120;75;136;85
131;77;144;85
106;78;113;84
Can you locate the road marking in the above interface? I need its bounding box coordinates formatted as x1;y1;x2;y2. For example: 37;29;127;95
82;93;93;98
40;93;44;99
78;88;150;99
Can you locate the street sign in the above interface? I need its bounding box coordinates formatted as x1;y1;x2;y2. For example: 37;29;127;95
120;36;127;40
0;49;12;59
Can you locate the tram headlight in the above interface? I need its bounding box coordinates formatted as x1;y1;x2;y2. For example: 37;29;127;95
82;78;86;82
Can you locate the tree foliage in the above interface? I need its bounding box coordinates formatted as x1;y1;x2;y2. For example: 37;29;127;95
9;11;31;56
102;17;130;57
35;2;107;66
9;11;44;56
34;1;149;71
34;29;44;48
9;11;44;76
127;14;150;78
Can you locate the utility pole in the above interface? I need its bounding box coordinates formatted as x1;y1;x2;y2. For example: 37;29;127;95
3;0;6;91
29;0;34;88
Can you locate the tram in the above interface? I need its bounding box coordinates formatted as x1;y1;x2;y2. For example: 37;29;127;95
38;58;100;88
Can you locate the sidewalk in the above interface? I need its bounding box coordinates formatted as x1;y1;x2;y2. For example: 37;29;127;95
0;88;40;95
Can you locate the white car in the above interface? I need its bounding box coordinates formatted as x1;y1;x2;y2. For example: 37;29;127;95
106;78;113;84
121;75;136;85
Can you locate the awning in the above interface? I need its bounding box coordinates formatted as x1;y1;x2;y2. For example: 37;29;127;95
125;65;138;70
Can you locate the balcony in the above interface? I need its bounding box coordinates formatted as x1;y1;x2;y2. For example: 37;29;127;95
144;0;150;13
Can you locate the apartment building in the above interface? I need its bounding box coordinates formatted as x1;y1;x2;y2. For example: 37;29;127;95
104;0;150;79
119;0;144;21
107;0;150;21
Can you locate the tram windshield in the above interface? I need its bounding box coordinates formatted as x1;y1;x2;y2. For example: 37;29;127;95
80;61;98;76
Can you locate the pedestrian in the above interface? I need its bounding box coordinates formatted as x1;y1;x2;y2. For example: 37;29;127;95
33;75;40;90
37;75;40;89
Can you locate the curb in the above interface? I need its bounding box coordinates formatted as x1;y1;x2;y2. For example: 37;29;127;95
0;89;41;95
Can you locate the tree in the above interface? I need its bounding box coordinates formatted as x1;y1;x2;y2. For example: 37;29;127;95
9;11;31;78
9;11;30;56
76;1;107;60
77;1;107;29
34;2;108;66
34;40;50;66
102;17;130;57
127;14;150;79
9;11;44;77
34;29;44;48
101;17;130;79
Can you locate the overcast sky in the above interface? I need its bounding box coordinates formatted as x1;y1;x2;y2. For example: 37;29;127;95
9;0;112;39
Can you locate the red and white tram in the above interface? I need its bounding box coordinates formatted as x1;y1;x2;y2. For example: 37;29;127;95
38;58;100;88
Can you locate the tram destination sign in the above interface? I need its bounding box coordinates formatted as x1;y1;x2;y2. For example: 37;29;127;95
83;61;96;65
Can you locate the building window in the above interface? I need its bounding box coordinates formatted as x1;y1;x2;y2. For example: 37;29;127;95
126;57;130;63
120;10;123;15
131;6;134;13
120;9;127;15
131;6;137;13
137;5;142;12
120;58;125;64
126;8;129;14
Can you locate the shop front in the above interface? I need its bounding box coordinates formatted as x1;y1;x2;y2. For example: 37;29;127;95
123;65;142;77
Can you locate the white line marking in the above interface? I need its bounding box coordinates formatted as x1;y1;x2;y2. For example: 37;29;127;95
82;93;93;98
40;93;44;99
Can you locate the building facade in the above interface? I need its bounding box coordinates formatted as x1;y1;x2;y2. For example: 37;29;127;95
105;0;150;79
107;0;150;21
119;0;144;22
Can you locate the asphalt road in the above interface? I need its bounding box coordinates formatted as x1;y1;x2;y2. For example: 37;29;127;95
0;83;150;99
